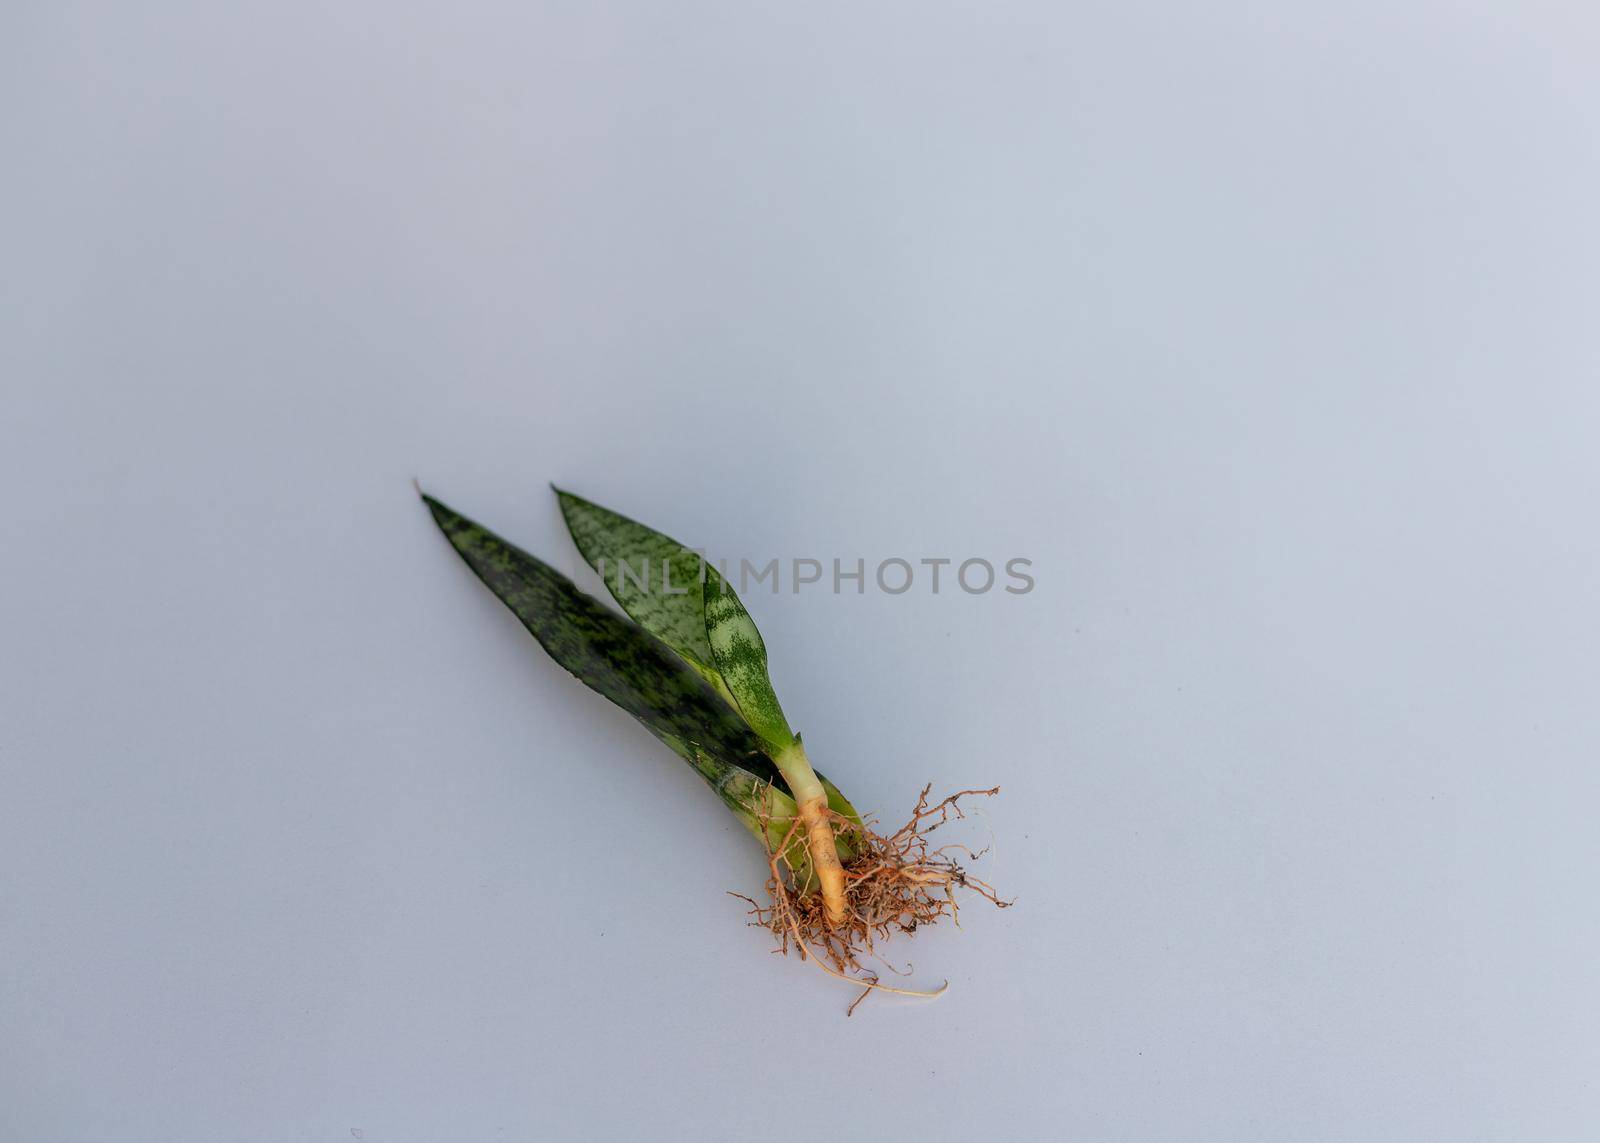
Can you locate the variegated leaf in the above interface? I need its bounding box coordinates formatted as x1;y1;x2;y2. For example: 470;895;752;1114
554;488;725;694
553;488;863;825
703;565;797;752
422;493;789;842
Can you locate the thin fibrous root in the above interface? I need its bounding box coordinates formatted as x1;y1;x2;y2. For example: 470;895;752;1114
734;783;1011;1015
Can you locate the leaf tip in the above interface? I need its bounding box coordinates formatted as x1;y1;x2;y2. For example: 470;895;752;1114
551;484;584;510
417;488;454;530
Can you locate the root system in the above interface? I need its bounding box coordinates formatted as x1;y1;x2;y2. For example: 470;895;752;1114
732;784;1011;1015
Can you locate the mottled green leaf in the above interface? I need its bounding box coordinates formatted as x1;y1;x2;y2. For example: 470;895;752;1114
553;488;725;696
703;566;797;753
553;488;862;826
421;493;788;838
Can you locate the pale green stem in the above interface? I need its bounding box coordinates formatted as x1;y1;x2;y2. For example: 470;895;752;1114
771;740;848;924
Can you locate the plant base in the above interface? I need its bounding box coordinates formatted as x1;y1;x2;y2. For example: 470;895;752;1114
734;784;1011;1015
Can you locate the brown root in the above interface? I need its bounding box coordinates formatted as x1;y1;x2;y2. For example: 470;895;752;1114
731;783;1011;1015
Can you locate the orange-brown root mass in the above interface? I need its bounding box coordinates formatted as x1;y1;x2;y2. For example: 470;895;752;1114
731;784;1011;1014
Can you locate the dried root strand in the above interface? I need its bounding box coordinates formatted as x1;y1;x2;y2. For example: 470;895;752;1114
732;783;1011;1015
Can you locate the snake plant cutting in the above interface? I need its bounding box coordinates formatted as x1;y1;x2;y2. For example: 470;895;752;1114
421;485;1006;1011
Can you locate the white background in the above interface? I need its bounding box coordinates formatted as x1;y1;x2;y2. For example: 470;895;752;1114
5;3;1598;1139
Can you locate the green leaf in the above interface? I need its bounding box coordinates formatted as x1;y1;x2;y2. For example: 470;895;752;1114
703;566;797;752
553;488;862;826
554;488;727;696
422;493;788;837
